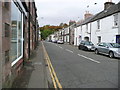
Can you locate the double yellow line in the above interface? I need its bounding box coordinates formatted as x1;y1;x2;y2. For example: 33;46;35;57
42;42;62;90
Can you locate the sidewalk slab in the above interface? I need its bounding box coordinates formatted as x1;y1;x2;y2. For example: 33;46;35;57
12;42;48;88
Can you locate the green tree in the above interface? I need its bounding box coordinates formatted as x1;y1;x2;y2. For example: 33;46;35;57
39;24;68;40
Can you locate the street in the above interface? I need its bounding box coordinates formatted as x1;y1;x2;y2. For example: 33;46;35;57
43;41;118;88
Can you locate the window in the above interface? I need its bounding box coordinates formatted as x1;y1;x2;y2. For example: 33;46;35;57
4;2;9;10
114;14;118;26
98;36;101;43
98;43;104;47
97;20;100;29
5;23;10;37
10;1;23;66
86;24;88;32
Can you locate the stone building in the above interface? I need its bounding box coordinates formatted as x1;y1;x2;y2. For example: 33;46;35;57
0;0;39;88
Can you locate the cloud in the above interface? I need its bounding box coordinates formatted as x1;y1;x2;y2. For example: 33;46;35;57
35;0;120;27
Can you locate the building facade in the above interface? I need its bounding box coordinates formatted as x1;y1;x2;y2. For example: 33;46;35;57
0;0;39;88
74;1;120;46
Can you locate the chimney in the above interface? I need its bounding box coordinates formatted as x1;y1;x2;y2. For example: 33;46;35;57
84;11;93;19
69;20;76;26
104;0;115;10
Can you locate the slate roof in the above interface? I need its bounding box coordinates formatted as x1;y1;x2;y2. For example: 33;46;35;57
91;2;120;22
76;15;96;27
76;2;120;27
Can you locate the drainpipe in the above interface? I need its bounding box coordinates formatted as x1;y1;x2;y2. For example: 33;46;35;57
28;2;30;59
63;29;65;43
90;23;92;41
69;26;71;45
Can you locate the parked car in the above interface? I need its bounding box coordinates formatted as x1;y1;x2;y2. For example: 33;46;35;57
52;40;57;43
48;40;52;42
57;40;64;44
78;40;95;51
94;42;120;58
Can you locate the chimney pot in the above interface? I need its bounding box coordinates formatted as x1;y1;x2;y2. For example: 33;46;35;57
104;1;115;10
84;11;93;19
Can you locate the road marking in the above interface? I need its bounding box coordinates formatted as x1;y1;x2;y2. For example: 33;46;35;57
77;54;100;63
66;49;73;53
59;46;63;49
42;42;62;89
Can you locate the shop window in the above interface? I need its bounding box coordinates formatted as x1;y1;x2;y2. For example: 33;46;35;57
10;1;23;66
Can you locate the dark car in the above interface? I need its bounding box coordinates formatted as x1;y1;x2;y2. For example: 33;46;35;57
94;42;120;58
78;41;95;51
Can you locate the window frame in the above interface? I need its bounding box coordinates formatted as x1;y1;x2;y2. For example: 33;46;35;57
86;24;88;32
113;14;118;27
11;1;24;67
4;23;10;37
97;20;100;29
98;36;101;43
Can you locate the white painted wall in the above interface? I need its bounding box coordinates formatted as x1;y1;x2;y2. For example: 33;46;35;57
81;23;91;41
74;26;82;46
50;34;56;41
64;27;70;43
91;13;119;45
74;12;120;46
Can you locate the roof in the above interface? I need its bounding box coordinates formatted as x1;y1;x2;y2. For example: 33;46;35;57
76;2;120;27
91;2;120;22
76;15;96;27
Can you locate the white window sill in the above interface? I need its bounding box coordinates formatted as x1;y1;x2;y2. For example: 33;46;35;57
96;29;100;32
112;26;118;29
85;32;91;34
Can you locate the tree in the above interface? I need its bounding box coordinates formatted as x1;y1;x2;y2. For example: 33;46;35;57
39;23;68;40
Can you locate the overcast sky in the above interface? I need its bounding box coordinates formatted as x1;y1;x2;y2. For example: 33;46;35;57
35;0;119;27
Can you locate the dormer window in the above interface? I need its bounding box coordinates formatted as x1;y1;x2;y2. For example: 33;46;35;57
114;14;118;26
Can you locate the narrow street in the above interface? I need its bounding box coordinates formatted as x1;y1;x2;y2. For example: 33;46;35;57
43;41;118;88
1;0;120;89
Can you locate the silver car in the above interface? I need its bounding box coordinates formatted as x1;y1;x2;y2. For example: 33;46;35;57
94;42;120;58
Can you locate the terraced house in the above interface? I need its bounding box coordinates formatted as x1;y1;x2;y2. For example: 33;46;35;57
0;0;39;88
74;1;120;46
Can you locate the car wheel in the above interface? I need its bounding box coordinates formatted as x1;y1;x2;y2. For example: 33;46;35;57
78;46;81;50
109;51;114;58
84;47;88;51
95;49;99;54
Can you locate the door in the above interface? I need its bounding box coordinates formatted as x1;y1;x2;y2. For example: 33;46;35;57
116;35;120;44
102;43;109;54
97;43;104;52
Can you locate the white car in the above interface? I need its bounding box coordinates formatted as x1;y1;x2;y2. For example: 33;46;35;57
57;40;64;44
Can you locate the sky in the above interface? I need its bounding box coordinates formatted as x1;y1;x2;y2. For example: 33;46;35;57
35;0;120;27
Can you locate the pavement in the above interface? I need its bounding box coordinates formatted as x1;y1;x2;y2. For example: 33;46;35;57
12;42;48;88
44;41;119;88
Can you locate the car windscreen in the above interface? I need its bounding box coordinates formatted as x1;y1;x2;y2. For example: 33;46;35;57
84;41;93;45
109;43;120;48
